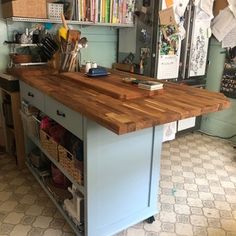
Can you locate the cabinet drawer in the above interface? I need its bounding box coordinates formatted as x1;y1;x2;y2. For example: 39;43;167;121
20;81;44;111
45;96;83;140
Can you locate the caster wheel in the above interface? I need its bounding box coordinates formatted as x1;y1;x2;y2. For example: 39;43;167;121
146;216;155;224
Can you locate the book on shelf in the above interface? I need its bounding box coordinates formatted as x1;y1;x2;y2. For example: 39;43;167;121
138;81;164;91
71;0;134;24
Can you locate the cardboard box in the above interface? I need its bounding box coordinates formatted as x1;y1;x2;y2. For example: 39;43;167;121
213;0;228;16
1;0;47;18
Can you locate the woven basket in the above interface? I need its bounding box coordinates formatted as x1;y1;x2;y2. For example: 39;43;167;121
58;145;83;185
40;129;58;161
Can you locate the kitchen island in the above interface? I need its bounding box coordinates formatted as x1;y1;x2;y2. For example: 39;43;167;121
9;67;230;236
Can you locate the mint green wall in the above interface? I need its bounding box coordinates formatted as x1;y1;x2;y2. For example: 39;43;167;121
201;38;236;143
0;20;117;71
0;20;9;70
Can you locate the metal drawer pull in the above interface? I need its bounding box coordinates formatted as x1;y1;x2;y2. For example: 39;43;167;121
27;92;34;97
56;110;66;117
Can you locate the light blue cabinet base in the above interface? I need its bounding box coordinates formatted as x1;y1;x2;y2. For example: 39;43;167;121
84;119;163;236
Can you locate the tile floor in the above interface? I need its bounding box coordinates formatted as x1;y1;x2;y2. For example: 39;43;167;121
0;132;236;236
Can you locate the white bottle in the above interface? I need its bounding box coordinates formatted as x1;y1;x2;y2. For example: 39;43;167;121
91;62;97;68
85;61;91;73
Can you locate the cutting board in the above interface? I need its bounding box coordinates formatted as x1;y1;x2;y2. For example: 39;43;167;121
62;72;164;101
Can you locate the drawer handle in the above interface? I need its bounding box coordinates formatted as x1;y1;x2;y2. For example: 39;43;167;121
56;110;66;118
27;92;34;98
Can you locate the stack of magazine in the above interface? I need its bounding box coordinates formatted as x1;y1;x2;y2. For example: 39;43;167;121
138;81;164;91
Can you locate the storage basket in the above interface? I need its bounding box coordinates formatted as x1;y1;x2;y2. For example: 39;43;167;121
20;111;40;140
40;129;58;161
1;0;47;19
58;144;83;185
47;3;64;19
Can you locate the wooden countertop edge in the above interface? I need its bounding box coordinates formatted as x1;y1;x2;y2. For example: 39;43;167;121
10;67;231;135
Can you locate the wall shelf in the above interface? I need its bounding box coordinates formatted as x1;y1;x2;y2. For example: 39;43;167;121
7;17;134;28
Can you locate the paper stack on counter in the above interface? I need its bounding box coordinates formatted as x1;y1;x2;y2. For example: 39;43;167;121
138;81;164;91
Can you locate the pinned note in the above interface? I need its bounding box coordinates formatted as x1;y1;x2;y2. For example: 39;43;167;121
222;26;236;48
175;0;190;17
159;7;177;25
165;0;174;7
212;7;236;42
200;0;214;18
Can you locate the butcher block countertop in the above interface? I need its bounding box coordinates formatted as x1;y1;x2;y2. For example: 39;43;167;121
9;66;230;135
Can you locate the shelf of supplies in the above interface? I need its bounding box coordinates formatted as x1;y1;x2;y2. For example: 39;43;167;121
26;161;83;235
7;17;134;28
28;134;85;195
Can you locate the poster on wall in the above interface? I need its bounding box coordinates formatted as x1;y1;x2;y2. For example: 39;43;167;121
189;18;211;77
157;0;181;80
157;25;181;79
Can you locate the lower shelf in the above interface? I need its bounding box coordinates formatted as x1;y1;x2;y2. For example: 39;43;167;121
26;161;83;235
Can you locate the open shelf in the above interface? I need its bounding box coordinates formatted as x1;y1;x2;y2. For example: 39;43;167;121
7;17;134;28
28;133;85;195
26;161;83;235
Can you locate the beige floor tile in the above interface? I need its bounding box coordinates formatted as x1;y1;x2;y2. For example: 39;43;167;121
3;212;24;225
193;226;207;236
203;208;220;218
187;198;203;207
43;228;63;236
207;227;226;236
19;194;37;205
216;170;229;177
161;222;174;233
159;233;176;236
175;223;193;235
174;189;187;198
28;227;45;236
10;224;31;236
206;174;219;181
0;191;12;201
21;215;36;225
220;210;233;219
221;182;235;189
126;228;145;236
174;204;190;215
215;201;231;211
210;186;225;195
160;181;174;189
14;186;31;195
176;214;190;224
221;219;236;231
208;218;221;228
33;216;53;228
160;212;176;223
0;200;18;212
160;195;175;205
226;195;236;204
50;218;66;229
25;205;44;216
199;192;214;201
0;223;15;235
190;215;208;227
184;183;198;191
9;178;26;186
